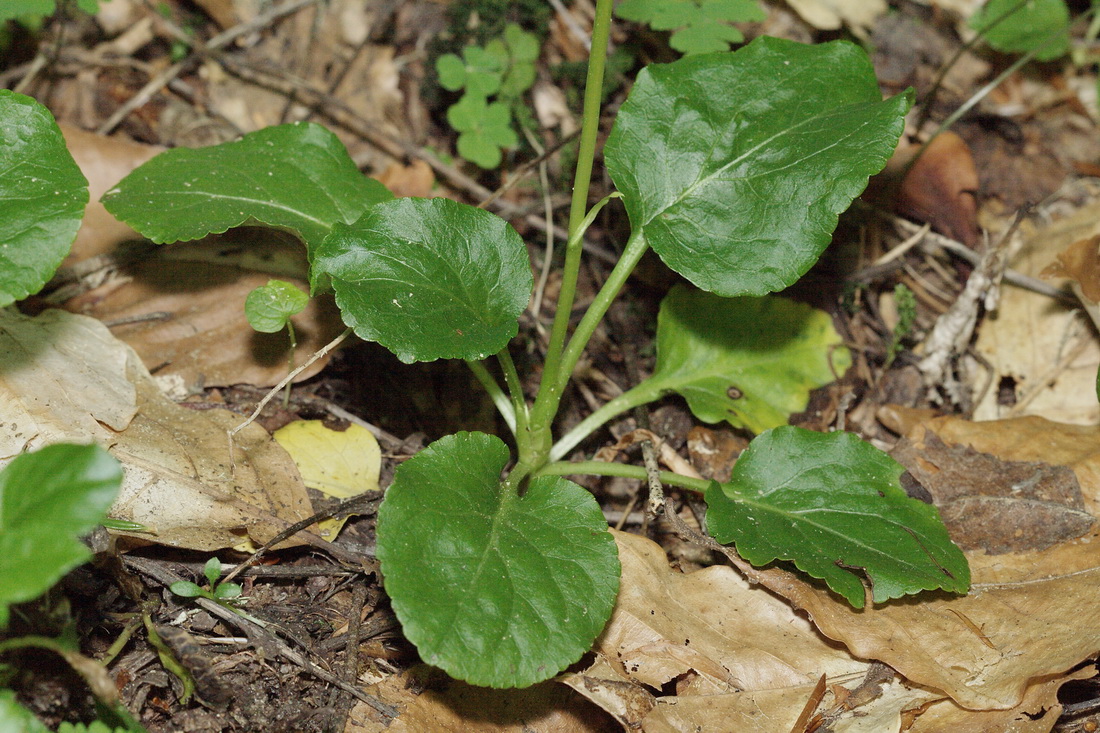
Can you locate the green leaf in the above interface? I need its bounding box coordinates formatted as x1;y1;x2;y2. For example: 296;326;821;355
970;0;1070;62
448;96;518;169
616;0;763;54
499;61;536;100
101;122;393;259
0;90;89;307
244;279;309;333
312;197;532;363
436;53;468;91
202;557;222;587
0;0;98;22
0;444;122;626
376;432;620;688
467;46;507;97
641;285;849;433
504;23;540;63
169;581;204;598
705;427;970;608
214;583;242;600
605;37;911;297
669;22;745;55
0;690;50;733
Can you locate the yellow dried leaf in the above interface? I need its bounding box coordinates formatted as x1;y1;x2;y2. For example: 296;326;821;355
274;420;381;539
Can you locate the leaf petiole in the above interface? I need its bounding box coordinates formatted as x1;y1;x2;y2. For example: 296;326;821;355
465;359;516;435
534;460;711;494
534;0;615;437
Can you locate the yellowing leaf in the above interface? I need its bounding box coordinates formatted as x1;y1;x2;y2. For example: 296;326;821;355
274;420;381;539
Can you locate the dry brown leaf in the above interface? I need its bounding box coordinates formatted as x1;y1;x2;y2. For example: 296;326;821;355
686;425;745;482
64;234;345;388
972;202;1100;424
0;308;313;550
346;666;618;733
191;0;247;29
0;308;136;456
1043;234;1100;303
376;160;436;199
890;132;981;247
891;430;1093;553
906;670;1086;733
561;531;942;732
784;0;887;34
59;124;163;263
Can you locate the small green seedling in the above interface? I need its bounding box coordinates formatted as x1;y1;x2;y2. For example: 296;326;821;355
169;558;243;604
436;23;540;168
616;0;765;55
886;282;917;367
101;0;970;691
245;278;309;406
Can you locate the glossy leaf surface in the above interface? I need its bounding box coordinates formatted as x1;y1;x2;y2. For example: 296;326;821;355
0;444;122;625
102;122;392;256
376;432;620;688
706;427;970;608
312;197;533;363
0;90;89;307
970;0;1069;61
244;279;309;333
605;37;910;296
646;285;849;433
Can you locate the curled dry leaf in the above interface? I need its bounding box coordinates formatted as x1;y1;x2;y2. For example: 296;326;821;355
0;308;313;551
1042;233;1100;330
561;530;944;732
888;132;980;247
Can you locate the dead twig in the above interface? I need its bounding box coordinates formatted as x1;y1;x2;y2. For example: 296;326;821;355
918;211;1027;405
97;0;322;135
124;556;398;720
219;489;382;587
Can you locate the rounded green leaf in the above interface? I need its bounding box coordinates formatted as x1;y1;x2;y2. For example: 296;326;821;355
457;130;503;169
436;53;468;91
203;556;223;586
504;23;540;63
244;279;309;333
376;432;620;688
214;583;242;600
705;427;970;608
649;285;849;432
0;444;122;625
605;37;911;297
461;46;505;97
0;90;89;307
499;62;537;99
101;121;393;257
669;23;745;54
970;0;1069;62
311;197;533;363
170;581;204;598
